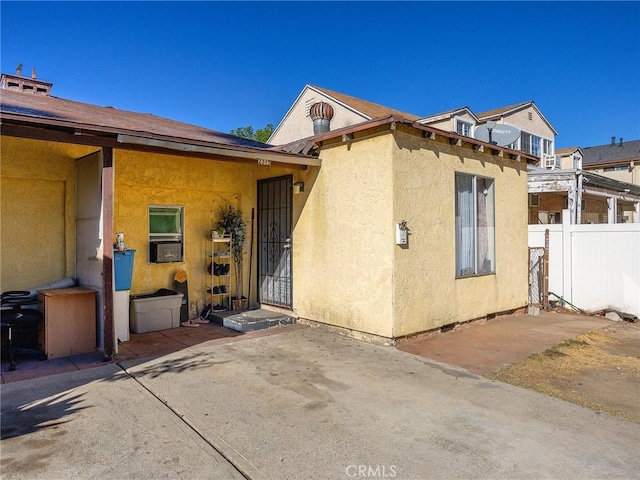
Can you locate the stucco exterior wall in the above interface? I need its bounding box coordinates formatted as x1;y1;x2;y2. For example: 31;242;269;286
586;167;639;186
270;88;368;146
558;154;581;170
391;132;529;336
501;107;554;143
423;112;476;135
0;134;306;310
0;137;95;291
114;150;296;310
292;135;395;338
422;118;455;132
293;129;528;339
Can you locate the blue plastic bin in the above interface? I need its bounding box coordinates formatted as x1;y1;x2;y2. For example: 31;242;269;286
114;249;136;291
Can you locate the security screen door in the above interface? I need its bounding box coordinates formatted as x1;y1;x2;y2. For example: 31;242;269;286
257;175;293;308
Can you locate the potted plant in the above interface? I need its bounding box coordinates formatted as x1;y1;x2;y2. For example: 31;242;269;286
216;204;248;310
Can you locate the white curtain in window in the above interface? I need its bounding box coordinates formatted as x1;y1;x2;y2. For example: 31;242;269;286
455;174;475;276
476;178;495;274
476;178;489;273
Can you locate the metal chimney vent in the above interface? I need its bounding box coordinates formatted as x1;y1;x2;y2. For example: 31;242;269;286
309;101;335;135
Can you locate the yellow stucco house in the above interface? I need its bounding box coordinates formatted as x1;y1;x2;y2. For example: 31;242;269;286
287;116;533;342
1;73;534;358
1;72;317;356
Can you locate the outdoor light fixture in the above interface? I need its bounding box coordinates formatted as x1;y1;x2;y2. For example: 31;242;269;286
293;182;305;194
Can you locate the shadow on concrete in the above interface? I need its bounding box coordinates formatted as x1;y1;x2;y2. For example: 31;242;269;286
0;366;125;441
0;348;228;443
120;349;232;379
1;390;88;440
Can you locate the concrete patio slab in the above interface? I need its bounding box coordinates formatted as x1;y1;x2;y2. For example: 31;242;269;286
397;310;614;375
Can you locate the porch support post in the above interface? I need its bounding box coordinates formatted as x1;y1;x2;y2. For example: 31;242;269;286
607;196;617;224
634;202;640;223
575;172;583;225
102;147;115;360
567;187;576;225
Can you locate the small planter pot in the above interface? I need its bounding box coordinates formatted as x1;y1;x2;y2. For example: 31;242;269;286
232;298;249;311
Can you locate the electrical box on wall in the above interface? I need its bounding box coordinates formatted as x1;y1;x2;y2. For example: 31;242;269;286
395;221;408;245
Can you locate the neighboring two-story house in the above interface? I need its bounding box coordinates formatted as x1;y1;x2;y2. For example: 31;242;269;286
271;84;640;225
271;86;557;163
417;101;557;160
528;138;640;224
581;137;639;186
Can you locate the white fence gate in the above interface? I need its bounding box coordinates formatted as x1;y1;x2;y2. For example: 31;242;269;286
528;209;640;317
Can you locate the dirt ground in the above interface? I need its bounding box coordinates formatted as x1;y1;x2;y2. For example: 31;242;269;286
487;321;640;423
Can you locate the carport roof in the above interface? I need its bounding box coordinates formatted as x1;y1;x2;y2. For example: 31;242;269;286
0;89;319;169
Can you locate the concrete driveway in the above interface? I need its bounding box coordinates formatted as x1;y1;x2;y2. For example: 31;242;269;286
2;326;639;480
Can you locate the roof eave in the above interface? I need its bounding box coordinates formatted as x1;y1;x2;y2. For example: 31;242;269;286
1;113;320;169
418;107;479;124
308;85;373;121
478;101;559;136
279;115;537;164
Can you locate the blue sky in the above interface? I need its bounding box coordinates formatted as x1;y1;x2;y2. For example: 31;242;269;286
2;1;639;148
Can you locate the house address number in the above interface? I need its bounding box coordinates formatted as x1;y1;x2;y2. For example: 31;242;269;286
257;158;272;166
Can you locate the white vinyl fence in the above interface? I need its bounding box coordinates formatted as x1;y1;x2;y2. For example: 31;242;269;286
528;210;640;317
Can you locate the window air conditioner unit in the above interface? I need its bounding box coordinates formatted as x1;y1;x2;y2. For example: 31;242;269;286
542;155;557;169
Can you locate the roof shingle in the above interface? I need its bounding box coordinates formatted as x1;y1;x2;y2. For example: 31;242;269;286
310;85;420;121
582;139;640;165
1;89;272;149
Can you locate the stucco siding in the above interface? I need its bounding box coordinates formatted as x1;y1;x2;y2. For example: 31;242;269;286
1;134;306;309
270;88;367;146
424;112;476;135
292;135;395;337
391;132;529;336
422;118;454;132
586;168;639;186
503;107;554;140
0;137;94;291
114;150;296;308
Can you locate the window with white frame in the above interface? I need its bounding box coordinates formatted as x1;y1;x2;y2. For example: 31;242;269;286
519;132;544;157
543;139;553;156
148;205;184;263
455;119;473;137
455;173;496;277
520;132;531;154
572;155;582;169
531;135;541;156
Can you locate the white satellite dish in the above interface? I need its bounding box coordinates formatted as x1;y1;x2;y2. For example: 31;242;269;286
474;122;520;147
